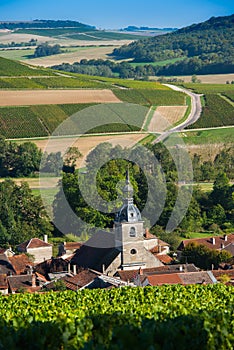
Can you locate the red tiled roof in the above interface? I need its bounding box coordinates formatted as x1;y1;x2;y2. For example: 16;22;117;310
7;274;41;293
156;254;173;264
35;272;48;283
178;234;234;251
144;229;158;240
18;238;52;250
9;254;33;274
64;242;82;250
0;274;8;289
179;271;215;284
147;273;183;285
158;239;169;246
212;269;234;280
117;264;199;282
64;269;97;289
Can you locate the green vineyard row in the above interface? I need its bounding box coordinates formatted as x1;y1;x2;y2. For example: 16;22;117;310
187;94;234;129
0;285;233;349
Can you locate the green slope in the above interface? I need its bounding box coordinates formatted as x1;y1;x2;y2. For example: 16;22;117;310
112;14;234;75
0;56;54;76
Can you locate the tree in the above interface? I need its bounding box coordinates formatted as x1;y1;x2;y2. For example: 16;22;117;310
34;43;61;58
181;242;232;269
0;180;52;247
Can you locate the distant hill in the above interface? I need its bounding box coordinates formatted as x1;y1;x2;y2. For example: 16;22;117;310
113;14;234;75
0;19;95;30
0;19;149;41
121;26;176;32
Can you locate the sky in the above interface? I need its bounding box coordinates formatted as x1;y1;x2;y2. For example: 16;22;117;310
0;0;233;29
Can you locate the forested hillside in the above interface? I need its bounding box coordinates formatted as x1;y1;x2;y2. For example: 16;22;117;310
112;14;234;75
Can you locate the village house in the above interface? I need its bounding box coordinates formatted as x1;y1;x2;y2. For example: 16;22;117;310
17;236;53;264
58;241;82;257
178;234;234;257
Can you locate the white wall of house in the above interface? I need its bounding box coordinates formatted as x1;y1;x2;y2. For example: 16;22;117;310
27;247;52;264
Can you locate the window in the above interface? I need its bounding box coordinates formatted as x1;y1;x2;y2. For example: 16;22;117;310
130;249;137;255
129;227;136;237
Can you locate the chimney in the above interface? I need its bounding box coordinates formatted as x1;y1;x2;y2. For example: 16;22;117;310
102;264;106;274
211;237;216;245
179;265;183;272
72;265;77;275
31;274;36;288
145;228;150;238
68;262;71;274
224;235;228;242
139;267;143;276
44;235;48;243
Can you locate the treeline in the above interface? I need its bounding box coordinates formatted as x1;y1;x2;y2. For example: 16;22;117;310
34;43;61;58
0;39;37;48
51;59;177;79
53;143;234;240
52;56;234;80
112;14;234;76
0;20;95;30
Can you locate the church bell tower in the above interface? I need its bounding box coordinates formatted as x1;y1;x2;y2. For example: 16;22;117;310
114;171;146;270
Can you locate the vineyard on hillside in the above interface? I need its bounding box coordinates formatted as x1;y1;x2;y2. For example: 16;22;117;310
114;89;186;105
187;94;234;129
0;104;94;138
0;285;233;349
0;57;54;77
0;102;147;138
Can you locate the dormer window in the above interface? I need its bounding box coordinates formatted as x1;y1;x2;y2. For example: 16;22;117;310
130;227;136;237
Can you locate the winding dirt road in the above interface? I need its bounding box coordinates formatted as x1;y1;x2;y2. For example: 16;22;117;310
153;84;202;143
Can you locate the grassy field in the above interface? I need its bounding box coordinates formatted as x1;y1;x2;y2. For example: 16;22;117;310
0;48;35;61
130;57;186;67
181;128;234;144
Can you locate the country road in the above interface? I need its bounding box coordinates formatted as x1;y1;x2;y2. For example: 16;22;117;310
153;84;202;143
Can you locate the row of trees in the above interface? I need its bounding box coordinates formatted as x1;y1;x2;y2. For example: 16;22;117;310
0;137;82;178
0;39;37;48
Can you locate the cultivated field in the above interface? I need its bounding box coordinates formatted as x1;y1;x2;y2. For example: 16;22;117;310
147;106;187;132
173;73;234;84
23;46;121;67
0;89;121;106
32;133;146;167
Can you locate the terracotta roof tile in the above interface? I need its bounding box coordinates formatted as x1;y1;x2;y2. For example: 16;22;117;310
179;271;215;284
117;264;199;282
17;238;52;251
64;270;97;289
144;229;158;240
178;234;234;251
8;274;41;293
147;273;183;285
156;254;173;264
64;242;82;250
0;274;8;289
9;254;33;274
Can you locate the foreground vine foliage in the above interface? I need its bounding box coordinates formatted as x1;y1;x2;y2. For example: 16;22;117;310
0;285;233;349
